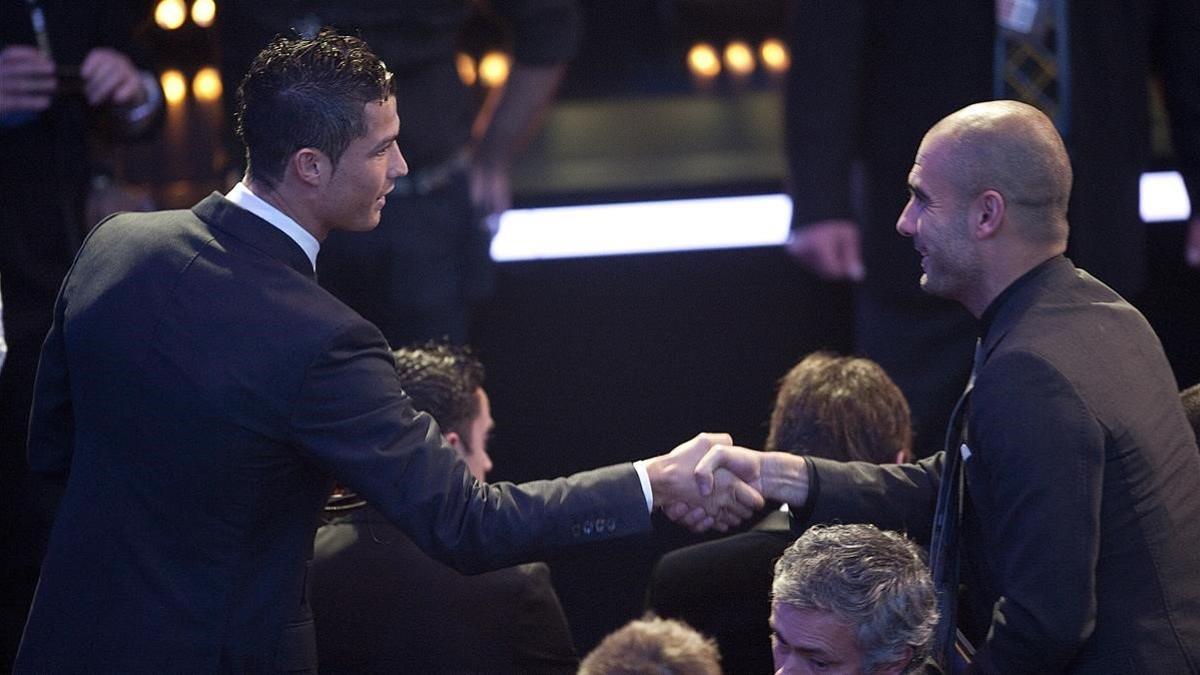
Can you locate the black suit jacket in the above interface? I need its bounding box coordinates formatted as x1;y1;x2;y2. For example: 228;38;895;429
16;194;649;671
646;510;793;675
312;504;577;673
797;257;1200;672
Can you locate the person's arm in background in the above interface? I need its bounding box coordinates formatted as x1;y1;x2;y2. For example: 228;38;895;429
1154;0;1200;268
470;0;580;230
783;0;867;281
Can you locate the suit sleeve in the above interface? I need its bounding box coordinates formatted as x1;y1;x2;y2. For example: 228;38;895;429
794;454;943;546
786;0;867;228
290;319;651;575
968;350;1104;672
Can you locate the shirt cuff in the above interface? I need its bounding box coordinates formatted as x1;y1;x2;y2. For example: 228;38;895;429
123;70;162;125
632;460;654;513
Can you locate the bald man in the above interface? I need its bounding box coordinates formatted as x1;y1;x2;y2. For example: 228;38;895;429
687;101;1200;672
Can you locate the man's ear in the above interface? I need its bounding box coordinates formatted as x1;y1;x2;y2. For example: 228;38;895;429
290;147;327;187
973;189;1005;239
443;430;465;454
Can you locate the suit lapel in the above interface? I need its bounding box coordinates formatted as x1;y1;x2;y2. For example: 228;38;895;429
191;192;316;280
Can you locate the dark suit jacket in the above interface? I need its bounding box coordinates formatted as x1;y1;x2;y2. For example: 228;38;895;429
646;510;793;675
16;194;649;672
797;257;1200;672
312;504;577;674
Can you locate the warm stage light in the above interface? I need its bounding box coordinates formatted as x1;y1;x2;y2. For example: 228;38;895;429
687;43;721;79
160;70;187;105
723;41;755;77
154;0;187;30
192;67;222;102
456;52;477;87
478;51;510;88
191;0;216;28
760;38;790;73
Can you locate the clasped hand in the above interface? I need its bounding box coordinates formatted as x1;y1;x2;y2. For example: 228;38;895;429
646;433;766;533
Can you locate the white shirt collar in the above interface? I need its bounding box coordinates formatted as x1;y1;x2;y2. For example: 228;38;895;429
225;182;320;270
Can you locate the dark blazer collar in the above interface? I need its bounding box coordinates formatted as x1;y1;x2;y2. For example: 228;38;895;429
977;255;1075;366
191;192;316;279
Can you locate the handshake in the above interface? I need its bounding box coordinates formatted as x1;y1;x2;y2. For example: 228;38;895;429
644;433;810;533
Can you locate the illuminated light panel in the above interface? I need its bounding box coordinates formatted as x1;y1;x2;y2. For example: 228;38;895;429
491;194;791;261
478;51;510;88
192;66;222;102
687;43;721;79
723;41;755;77
491;176;1189;262
160;69;187;106
456;53;477;87
1140;171;1193;223
760;38;789;73
154;0;186;30
191;0;216;28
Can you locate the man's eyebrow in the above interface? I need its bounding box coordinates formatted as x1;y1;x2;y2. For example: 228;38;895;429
371;135;398;152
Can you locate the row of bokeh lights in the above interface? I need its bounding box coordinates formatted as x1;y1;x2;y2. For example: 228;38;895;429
155;56;513;106
688;39;789;79
151;0;788;103
155;0;214;29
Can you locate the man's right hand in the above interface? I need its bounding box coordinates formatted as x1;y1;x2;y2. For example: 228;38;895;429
0;45;56;116
785;219;865;281
645;433;765;532
674;446;810;531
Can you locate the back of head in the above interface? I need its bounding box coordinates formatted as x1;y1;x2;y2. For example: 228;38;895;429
929;100;1073;246
236;30;394;189
1181;383;1200;441
578;616;722;675
391;342;484;439
766;352;911;463
772;524;938;672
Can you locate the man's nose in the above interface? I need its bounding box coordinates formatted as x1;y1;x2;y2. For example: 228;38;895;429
391;144;408;177
896;201;915;237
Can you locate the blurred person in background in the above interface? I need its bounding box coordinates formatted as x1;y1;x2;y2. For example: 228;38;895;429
0;0;160;665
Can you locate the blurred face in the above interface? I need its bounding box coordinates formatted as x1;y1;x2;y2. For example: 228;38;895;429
321;97;407;234
771;604;864;675
895;135;981;303
451;388;494;482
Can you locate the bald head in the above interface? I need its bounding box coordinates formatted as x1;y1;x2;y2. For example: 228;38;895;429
924;100;1072;245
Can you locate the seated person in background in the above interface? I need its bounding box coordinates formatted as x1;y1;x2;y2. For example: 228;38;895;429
647;352;911;673
1182;383;1200;441
312;343;577;673
578;615;721;675
771;524;938;675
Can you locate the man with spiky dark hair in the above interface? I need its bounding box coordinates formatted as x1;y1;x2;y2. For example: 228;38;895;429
16;32;758;671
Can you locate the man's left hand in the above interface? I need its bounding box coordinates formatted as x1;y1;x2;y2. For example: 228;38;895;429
80;47;145;108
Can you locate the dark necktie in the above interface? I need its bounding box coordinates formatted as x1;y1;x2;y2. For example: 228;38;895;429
929;340;981;671
995;0;1070;136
